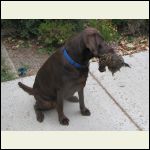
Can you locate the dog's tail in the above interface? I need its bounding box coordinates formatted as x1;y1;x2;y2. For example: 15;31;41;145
18;82;35;95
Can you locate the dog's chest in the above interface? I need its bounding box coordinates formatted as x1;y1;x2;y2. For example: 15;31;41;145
63;73;88;98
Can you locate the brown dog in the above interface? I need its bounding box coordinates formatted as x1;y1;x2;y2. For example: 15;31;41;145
18;27;130;125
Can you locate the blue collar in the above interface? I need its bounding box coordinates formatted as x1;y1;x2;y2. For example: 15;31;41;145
63;48;86;68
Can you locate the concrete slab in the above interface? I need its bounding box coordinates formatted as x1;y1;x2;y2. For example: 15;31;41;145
90;51;149;130
1;75;137;131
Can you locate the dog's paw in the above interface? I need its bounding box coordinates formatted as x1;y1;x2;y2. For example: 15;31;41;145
81;108;91;116
37;112;44;123
59;117;69;125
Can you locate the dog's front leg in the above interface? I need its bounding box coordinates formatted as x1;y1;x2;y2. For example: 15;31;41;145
78;88;91;116
57;90;69;125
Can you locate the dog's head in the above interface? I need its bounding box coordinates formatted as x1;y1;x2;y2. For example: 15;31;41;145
98;53;131;75
82;27;114;57
82;27;130;75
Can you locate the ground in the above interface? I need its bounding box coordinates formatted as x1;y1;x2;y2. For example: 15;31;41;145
2;38;49;76
1;51;149;131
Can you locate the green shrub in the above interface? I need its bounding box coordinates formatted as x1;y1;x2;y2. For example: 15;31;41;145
38;21;76;52
87;20;120;42
2;19;43;38
2;19;149;52
111;19;128;32
1;58;16;82
112;19;149;35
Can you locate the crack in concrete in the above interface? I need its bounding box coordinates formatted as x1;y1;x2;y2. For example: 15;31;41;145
89;71;143;131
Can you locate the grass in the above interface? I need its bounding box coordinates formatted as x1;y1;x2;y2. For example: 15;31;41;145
1;58;16;82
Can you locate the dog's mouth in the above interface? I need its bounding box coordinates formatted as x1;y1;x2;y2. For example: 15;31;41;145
98;53;131;75
98;53;111;73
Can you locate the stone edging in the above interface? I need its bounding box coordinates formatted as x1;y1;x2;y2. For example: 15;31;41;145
1;41;18;78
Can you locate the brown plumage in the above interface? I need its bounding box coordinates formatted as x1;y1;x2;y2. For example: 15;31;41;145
99;53;130;75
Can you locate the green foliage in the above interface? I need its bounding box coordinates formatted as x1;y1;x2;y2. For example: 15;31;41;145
112;19;149;35
17;20;43;38
1;19;149;53
127;36;134;43
87;20;120;42
38;21;77;52
1;58;16;82
2;19;43;38
112;19;128;26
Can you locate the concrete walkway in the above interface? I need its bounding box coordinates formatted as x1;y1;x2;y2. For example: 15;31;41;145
1;51;149;131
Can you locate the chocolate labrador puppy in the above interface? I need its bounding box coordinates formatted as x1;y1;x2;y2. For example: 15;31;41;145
18;27;130;125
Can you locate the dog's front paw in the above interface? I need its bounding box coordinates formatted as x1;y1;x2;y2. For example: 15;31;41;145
59;116;69;125
81;108;91;116
36;112;44;123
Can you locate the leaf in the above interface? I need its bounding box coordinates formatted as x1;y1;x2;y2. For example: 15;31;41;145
126;43;135;48
140;39;147;43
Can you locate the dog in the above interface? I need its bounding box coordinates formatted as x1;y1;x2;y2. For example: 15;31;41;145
18;27;130;125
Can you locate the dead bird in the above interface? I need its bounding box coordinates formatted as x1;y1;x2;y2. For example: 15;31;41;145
98;53;131;75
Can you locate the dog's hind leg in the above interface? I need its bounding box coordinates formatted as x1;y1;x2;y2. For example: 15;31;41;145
34;95;56;122
34;104;44;122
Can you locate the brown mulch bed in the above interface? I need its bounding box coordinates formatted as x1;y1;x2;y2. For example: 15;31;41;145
116;36;149;55
3;38;49;77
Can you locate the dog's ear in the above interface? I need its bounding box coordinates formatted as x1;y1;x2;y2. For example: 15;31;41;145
82;28;101;56
83;33;99;56
83;28;114;56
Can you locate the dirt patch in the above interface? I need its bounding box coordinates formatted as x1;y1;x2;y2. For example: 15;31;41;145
8;47;49;76
3;38;49;77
